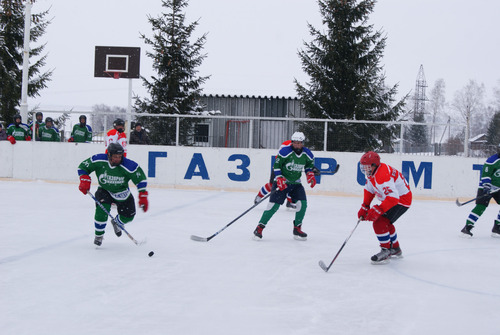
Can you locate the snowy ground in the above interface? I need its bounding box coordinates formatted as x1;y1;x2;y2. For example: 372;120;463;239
1;180;499;335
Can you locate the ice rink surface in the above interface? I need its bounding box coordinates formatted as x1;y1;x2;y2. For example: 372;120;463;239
2;180;499;335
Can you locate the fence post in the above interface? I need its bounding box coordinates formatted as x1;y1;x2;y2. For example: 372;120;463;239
323;121;328;151
399;122;404;154
176;116;180;146
464;113;470;157
249;119;253;148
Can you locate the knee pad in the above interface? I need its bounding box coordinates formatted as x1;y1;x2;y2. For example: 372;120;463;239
94;203;111;221
373;216;391;234
266;202;280;212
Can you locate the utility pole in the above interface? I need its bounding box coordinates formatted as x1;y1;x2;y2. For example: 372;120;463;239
465;105;470;157
20;0;33;126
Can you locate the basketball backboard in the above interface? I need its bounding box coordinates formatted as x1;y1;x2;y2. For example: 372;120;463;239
94;46;140;79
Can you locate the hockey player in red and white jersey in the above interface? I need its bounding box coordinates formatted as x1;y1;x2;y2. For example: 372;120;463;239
106;118;128;157
357;151;412;264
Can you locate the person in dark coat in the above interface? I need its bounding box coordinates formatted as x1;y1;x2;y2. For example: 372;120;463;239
129;122;151;145
0;123;7;141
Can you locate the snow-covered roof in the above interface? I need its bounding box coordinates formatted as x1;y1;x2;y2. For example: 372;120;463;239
469;133;487;143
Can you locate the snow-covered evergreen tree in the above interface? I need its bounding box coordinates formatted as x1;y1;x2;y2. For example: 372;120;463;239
0;0;52;123
295;0;406;152
486;111;500;148
135;0;210;145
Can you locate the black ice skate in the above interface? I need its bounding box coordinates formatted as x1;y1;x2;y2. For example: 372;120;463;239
492;223;500;238
94;235;103;246
293;223;307;241
286;201;297;210
253;224;265;240
111;220;122;237
371;248;391;264
390;246;403;258
461;224;473;237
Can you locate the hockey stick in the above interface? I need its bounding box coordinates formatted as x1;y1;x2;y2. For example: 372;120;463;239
319;219;361;272
455;187;500;207
88;192;145;246
191;190;275;242
314;164;340;176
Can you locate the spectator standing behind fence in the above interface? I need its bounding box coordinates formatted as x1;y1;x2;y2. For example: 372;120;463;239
29;111;45;141
129;122;151;145
38;117;61;142
0;123;7;141
7;114;31;144
69;115;93;143
106;118;127;156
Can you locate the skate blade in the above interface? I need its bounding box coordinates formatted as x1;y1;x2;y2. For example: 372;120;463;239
391;254;404;259
491;233;500;238
371;259;390;265
459;233;473;239
293;235;307;241
252;235;262;241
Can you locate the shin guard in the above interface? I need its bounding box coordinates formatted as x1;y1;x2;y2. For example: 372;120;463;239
373;216;391;249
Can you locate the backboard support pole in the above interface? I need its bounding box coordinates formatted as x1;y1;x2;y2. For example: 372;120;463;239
127;78;133;137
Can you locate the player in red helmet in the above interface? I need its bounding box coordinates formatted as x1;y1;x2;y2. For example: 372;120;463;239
359;151;380;176
358;151;412;264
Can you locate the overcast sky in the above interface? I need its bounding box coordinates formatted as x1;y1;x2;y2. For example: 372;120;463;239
28;0;500;112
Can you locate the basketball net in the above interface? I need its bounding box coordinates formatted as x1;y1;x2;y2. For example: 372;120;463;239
104;71;121;79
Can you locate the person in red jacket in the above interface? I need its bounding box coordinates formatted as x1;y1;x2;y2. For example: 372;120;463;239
106;118;127;157
357;151;412;264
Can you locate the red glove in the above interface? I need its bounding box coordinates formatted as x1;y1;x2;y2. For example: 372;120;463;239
25;135;31;141
78;175;91;195
306;170;316;188
276;176;287;191
366;205;383;221
7;135;16;144
68;137;74;142
139;191;149;212
358;203;370;219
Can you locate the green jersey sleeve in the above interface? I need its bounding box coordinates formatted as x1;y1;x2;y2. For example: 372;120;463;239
481;154;500;188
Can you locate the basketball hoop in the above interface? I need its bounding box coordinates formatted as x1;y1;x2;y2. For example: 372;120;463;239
94;46;140;79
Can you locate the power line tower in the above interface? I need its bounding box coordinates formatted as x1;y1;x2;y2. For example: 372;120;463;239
407;65;428;152
413;64;427;118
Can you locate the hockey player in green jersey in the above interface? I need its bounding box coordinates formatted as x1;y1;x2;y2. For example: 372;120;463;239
253;132;316;241
77;143;149;246
7;114;31;144
39;117;61;142
68;115;92;143
461;143;500;238
29;111;45;140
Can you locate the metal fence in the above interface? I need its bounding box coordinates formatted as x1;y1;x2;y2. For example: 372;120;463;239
35;108;497;158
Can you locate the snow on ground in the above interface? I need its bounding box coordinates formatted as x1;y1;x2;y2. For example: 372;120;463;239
1;180;499;335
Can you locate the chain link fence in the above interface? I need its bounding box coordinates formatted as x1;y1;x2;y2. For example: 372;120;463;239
36;110;496;158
